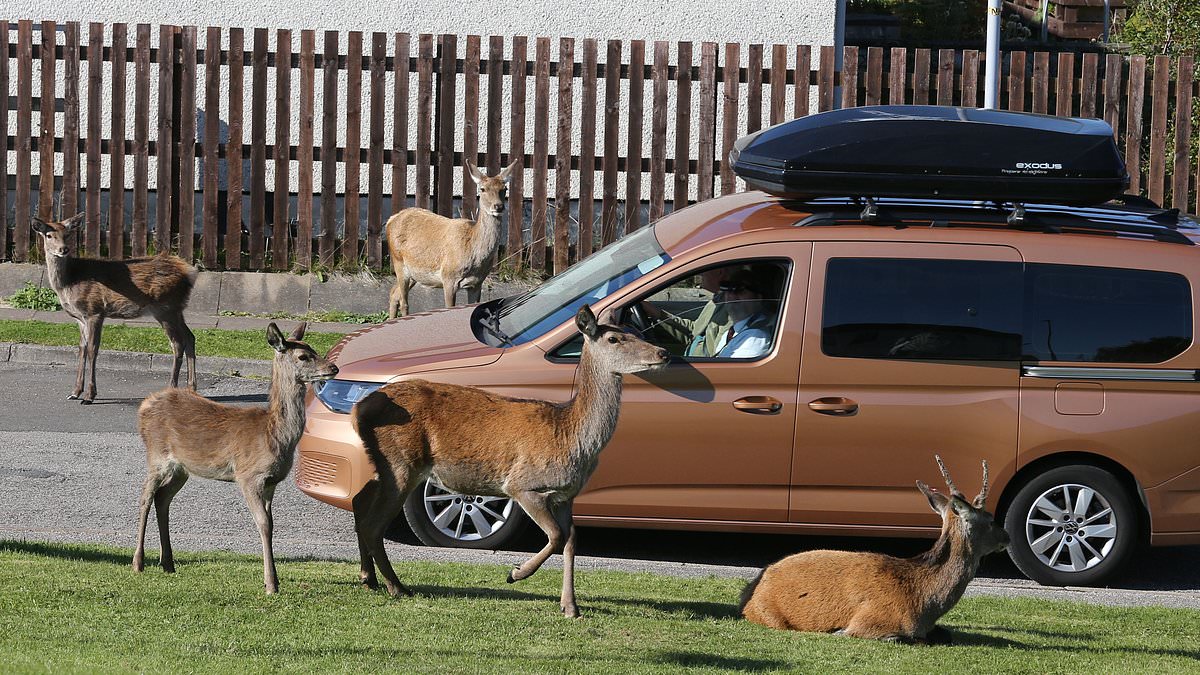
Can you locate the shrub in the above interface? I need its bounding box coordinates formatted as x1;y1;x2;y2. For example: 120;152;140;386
6;282;61;312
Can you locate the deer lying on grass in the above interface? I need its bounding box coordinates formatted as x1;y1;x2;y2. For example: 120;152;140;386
31;214;198;403
351;305;670;616
133;322;338;594
740;456;1009;644
385;161;517;318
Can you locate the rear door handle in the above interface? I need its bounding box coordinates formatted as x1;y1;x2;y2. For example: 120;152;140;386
732;396;783;415
808;397;859;416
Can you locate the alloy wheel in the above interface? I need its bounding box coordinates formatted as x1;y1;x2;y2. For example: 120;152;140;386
1024;482;1118;573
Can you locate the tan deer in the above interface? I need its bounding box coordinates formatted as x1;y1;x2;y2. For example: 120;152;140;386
133;322;338;594
740;456;1009;644
351;305;670;616
385;161;517;318
31;213;198;403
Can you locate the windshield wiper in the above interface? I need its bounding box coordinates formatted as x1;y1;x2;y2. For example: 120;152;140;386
479;306;514;347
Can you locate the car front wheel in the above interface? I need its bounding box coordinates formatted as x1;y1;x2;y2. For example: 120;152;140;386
402;477;528;549
1003;465;1139;586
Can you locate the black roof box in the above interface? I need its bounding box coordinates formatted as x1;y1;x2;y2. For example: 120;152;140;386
730;105;1129;206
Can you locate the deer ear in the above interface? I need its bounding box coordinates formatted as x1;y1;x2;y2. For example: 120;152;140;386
62;213;86;231
289;321;307;341
266;322;287;352
576;304;600;340
466;161;485;185
950;495;974;517
498;160;518;182
31;218;52;235
916;480;950;514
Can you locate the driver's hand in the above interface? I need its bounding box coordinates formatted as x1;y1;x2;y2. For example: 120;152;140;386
640;300;664;320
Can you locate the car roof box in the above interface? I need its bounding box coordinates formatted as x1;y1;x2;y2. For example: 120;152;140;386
730;105;1129;206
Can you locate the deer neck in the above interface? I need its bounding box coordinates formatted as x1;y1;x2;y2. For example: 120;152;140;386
914;521;981;613
266;362;309;456
43;252;71;292
466;209;502;268
561;344;623;471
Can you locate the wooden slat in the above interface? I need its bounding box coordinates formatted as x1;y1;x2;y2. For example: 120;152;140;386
600;39;620;246
794;45;811;116
318;31;338;267
865;46;882;106
434;34;456;217
225;27;244;269
85;22;102;257
366;32;386;269
648;41;668;224
296;30;315;270
554;37;575;273
746;44;763;134
108;23;127;259
415;34;433;211
720;43;739;194
249;27;267;267
769;44;786;125
178;26;197;262
578;38;598;258
62;21;81;238
508;36;527;258
1079;52;1098;118
131;24;149;257
155;25;175;257
842;46;859;108
624;40;646;231
912;48;930;105
530;37;550;270
344;32;363;265
961;49;978;108
1032;51;1049;114
1103;54;1122;139
888;47;906;104
0;22;7;259
1124;55;1146;195
461;35;480;219
935;48;953;106
271;26;289;269
1171;57;1194;210
38;21;56;224
486;36;503;175
14;21;32;262
1008;51;1026;111
1146;54;1169;205
392;33;410;217
202;26;220;268
697;42;717;200
1056;52;1075;117
673;41;693;213
817;45;835;111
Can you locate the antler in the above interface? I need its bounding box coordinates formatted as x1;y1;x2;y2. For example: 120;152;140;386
974;460;990;508
934;454;963;498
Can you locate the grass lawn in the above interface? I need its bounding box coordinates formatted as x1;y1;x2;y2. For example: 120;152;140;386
0;319;345;361
0;541;1196;673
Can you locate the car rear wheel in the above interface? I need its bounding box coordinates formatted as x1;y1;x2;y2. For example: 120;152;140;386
1003;465;1139;586
402;477;528;549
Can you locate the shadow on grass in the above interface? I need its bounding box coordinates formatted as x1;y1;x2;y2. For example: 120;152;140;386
652;649;791;670
948;627;1200;659
0;540;131;566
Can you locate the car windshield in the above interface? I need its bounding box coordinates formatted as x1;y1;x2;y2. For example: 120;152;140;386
479;226;669;347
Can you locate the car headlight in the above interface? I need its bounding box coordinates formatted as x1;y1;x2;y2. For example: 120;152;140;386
314;380;384;414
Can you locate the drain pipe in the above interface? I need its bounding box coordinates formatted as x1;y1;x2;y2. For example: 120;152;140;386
984;0;1003;109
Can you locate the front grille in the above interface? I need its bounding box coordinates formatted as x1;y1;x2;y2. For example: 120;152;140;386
295;453;345;495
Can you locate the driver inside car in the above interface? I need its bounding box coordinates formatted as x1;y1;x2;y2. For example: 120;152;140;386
638;266;736;357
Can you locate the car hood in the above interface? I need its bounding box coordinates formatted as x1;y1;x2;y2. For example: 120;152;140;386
324;306;503;382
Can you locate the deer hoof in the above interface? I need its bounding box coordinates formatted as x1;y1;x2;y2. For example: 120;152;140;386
79;399;94;405
561;604;580;618
265;586;279;595
67;393;79;400
506;568;520;584
360;575;378;590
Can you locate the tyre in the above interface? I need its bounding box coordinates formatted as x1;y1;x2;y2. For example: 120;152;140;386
402;477;529;549
1003;464;1139;586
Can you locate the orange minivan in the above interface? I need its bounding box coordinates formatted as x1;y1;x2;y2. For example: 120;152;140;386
296;107;1200;587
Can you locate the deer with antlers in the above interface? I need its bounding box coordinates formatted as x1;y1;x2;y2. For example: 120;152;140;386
740;455;1009;643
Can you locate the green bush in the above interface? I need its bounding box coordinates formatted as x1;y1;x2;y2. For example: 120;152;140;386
6;282;61;312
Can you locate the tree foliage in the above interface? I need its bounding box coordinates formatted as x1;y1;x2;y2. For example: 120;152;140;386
1115;0;1200;55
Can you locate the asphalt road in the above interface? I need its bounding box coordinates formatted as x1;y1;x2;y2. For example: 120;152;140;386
1;361;1198;610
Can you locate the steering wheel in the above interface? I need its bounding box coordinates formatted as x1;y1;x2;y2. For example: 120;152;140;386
623;303;650;339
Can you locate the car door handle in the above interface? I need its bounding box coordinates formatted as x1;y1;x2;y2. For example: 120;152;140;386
732;396;783;415
808;397;859;416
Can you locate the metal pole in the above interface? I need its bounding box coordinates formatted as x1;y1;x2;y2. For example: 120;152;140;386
984;0;1002;108
1103;0;1111;42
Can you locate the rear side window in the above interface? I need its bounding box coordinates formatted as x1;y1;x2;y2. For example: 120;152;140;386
823;258;1023;360
1025;264;1192;363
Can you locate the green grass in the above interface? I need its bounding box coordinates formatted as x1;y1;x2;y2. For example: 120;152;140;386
220;308;390;324
0;541;1197;673
0;319;345;360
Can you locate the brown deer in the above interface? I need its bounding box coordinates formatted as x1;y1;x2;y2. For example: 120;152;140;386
351;305;670;616
739;456;1009;644
133;322;338;594
385;161;517;318
31;213;198;403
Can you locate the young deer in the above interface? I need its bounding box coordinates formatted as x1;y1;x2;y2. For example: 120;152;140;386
740;456;1009;644
31;214;198;403
384;161;517;318
351;305;670;616
133;322;338;594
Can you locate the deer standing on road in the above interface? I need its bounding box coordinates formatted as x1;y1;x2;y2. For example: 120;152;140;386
351;305;670;616
31;214;198;403
385;161;517;318
133;322;338;594
740;456;1009;643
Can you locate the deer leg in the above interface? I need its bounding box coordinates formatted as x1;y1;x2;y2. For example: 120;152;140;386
359;469;414;598
81;315;105;403
159;313;195;390
442;277;457;308
241;479;279;594
387;279;405;319
555;500;580;618
133;470;169;572
351;479;380;589
466;284;482;305
506;491;563;585
70;318;87;399
153;470;188;573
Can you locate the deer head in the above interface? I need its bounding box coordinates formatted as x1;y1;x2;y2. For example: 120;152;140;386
916;455;1009;556
467;161;518;218
266;322;339;383
576;304;670;375
31;213;86;258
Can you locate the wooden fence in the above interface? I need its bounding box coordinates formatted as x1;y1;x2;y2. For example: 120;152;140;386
4;20;1199;273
